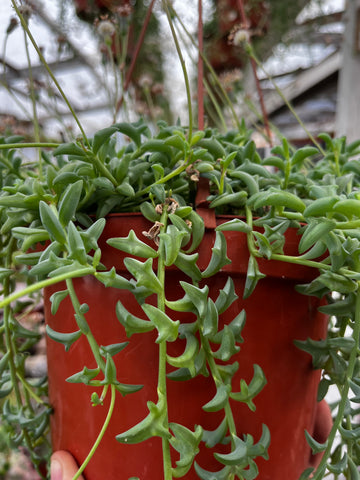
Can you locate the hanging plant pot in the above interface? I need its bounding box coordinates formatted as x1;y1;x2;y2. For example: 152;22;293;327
44;212;329;480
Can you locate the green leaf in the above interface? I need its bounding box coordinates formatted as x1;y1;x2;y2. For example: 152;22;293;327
170;423;203;478
164;133;187;150
166;332;199;376
194;463;232;480
80;218;106;252
124;257;162;294
46;325;82;351
174;252;202;282
96;267;134;290
251;188;306;213
49;289;69;315
216;218;251;233
298;219;337;254
243;255;266;299
338;425;360;441
304;430;328;454
202;231;231;278
217;362;239;384
114;121;150;148
103;354;117;384
167;347;209;381
116;301;154;337
140;202;160;222
230;365;267;411
291;146;319;166
66;366;100;384
230;170;259;196
0;192;40;209
212;325;240;361
215;425;270;466
58;180;83;226
92;126;117;154
99;342;129;357
67;222;87;264
116;397;171;444
165;292;197;313
317;271;358;294
39;201;66;244
53;142;86;157
214;278;238;315
327;452;348;475
186;210;205;253
142;304;179;343
202;384;232;412
202;298;218;338
214;435;248;466
180;282;209;318
29;252;70;278
48;261;94;279
333;199;360;218
253;231;272;259
197;137;226;160
116;178;135;197
303;196;339;217
202;417;229;448
209;191;247;209
348;457;360;480
159;225;187;266
150;184;166;204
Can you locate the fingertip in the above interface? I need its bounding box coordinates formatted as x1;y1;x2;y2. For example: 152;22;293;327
50;451;83;480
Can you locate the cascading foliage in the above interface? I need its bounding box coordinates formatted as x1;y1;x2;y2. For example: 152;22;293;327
1;123;360;479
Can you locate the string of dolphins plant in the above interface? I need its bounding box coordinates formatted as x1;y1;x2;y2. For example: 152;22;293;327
1;2;360;480
1;123;360;480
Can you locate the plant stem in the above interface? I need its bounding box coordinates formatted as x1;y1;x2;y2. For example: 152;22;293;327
2;239;43;472
115;0;156;116
197;0;204;130
162;0;193;141
22;24;43;179
65;278;105;371
131;155;192;201
11;0;89;145
203;77;227;130
72;384;117;480
0;143;59;150
312;283;360;479
15;372;49;405
157;214;172;480
0;267;95;310
235;0;272;145
172;9;242;130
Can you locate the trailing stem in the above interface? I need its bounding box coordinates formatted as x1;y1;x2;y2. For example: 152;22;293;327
0;267;95;310
162;0;194;141
157;213;173;480
72;384;117;480
65;278;105;372
172;8;242;131
11;0;89;145
312;283;360;479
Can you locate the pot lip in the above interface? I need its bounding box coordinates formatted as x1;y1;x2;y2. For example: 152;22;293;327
99;212;317;282
104;212;242;219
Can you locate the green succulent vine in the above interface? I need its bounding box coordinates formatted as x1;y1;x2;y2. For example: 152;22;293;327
1;123;360;479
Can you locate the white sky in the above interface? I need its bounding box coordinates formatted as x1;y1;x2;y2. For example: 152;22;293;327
0;0;346;136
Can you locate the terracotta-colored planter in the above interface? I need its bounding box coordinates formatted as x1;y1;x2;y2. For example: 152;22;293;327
44;213;328;479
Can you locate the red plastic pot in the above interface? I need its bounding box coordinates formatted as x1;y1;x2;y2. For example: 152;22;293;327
44;213;329;479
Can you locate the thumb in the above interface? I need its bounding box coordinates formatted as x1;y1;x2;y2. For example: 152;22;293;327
50;451;85;480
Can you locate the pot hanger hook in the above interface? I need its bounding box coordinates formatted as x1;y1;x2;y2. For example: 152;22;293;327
195;177;217;230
